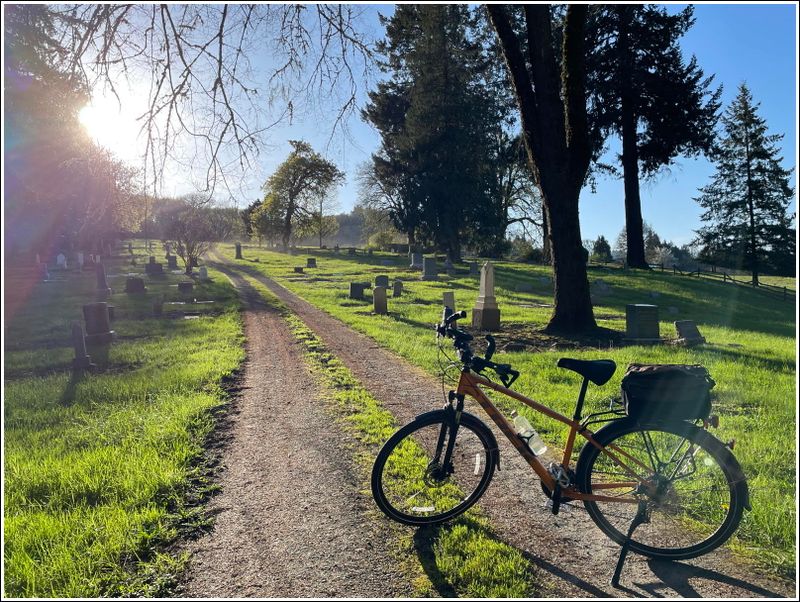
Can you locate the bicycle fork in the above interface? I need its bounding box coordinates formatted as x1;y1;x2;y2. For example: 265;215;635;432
431;391;466;477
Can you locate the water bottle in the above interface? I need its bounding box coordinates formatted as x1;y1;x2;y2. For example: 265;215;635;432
511;410;548;456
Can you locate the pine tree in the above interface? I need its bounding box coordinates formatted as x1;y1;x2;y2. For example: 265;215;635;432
695;84;796;283
587;5;721;269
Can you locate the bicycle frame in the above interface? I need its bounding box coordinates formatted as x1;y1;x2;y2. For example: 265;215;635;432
456;369;644;504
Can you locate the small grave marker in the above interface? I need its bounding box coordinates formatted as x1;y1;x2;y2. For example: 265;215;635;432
625;304;660;342
421;257;438;281
443;291;456;313
373;286;388;315
178;281;194;294
349;282;366;300
71;321;94;371
410;252;423;270
293;266;304;274
235;242;243;259
167;255;179;270
375;274;389;288
674;320;706;346
96;262;112;300
198;266;209;281
392;280;403;298
82;302;115;345
444;258;455;276
307;257;317;268
124;277;147;294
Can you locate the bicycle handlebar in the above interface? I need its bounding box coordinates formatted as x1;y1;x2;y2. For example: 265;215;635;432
436;310;519;387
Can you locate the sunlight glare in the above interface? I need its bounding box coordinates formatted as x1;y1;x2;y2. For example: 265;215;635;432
78;91;144;164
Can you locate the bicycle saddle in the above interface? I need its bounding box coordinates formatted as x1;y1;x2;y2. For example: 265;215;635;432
557;358;617;385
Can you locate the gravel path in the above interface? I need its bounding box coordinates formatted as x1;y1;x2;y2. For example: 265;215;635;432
179;265;412;598
220;257;794;599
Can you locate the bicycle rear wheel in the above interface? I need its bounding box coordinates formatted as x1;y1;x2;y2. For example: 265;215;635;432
576;419;748;560
371;411;497;526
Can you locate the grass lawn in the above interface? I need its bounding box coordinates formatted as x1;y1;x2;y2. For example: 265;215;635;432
3;243;244;597
221;243;796;577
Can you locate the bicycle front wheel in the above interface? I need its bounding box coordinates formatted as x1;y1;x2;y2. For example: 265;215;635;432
371;411;497;526
576;419;748;560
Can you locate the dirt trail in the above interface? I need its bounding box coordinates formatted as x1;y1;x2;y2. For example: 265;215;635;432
179;265;411;598
217;256;794;599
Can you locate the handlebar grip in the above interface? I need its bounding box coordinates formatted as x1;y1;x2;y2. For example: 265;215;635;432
445;310;467;326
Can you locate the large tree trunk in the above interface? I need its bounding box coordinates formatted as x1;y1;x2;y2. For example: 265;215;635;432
488;4;596;334
618;6;648;269
541;202;552;264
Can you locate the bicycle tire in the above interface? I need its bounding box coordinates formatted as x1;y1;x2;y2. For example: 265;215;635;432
576;418;748;560
371;410;497;526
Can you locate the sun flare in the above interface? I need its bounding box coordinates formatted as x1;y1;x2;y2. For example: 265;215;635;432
78;91;144;163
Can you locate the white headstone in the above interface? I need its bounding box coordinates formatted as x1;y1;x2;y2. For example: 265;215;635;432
475;262;498;310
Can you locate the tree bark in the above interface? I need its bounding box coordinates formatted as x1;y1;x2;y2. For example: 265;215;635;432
617;6;649;269
488;4;596;333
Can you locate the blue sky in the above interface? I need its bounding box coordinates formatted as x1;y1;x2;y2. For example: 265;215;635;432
88;3;797;247
259;3;797;247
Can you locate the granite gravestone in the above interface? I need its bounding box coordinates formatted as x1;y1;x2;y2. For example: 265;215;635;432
472;262;500;331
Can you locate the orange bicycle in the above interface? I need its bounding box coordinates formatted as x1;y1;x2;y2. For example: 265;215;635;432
371;309;749;568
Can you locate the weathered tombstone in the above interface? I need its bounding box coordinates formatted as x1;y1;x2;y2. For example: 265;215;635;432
56;253;67;269
348;247;356;256
373;286;388;315
82;302;115;345
674;320;706;346
307;257;317;268
167;255;179;270
153;295;164;316
349;282;366;300
410;252;423;270
178;281;194;294
469;261;479;276
392;280;403;298
145;255;164;275
625;304;660;341
472;261;500;331
444;258;455;276
421;257;438;281
128;242;133;254
96;262;112;300
125;277;147;294
375;274;389;288
235;242;243;259
443;291;456;313
71;321;94;371
198;266;209;281
293;266;304;274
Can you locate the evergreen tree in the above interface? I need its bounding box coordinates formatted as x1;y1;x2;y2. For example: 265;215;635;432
695;84;796;283
364;5;519;260
592;235;612;262
587;5;721;269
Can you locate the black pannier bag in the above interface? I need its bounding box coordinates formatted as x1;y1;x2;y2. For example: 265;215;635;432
621;364;715;421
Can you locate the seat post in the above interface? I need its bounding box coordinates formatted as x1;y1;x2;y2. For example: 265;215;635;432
572;377;590;422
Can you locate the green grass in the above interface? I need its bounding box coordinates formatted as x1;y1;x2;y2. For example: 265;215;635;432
4;242;245;597
235;272;537;597
222;244;796;577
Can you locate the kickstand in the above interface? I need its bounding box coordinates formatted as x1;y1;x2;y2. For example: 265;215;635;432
610;501;649;587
